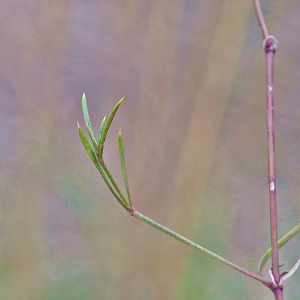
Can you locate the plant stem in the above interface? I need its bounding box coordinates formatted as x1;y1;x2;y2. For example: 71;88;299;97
132;209;272;288
253;0;269;38
253;1;282;298
266;43;280;285
274;288;284;300
100;160;130;207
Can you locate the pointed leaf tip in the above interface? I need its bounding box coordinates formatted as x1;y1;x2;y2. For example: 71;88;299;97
81;93;98;150
82;93;87;106
118;130;122;139
98;99;123;158
98;115;107;144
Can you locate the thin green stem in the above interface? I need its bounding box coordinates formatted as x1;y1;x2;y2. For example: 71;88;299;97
100;160;130;207
132;210;272;288
97;163;129;211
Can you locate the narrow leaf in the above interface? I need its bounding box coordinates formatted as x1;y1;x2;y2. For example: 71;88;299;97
118;130;132;208
281;259;300;282
99;97;123;158
78;122;98;166
98;115;106;144
258;221;300;276
82;93;98;150
268;269;275;284
78;122;129;210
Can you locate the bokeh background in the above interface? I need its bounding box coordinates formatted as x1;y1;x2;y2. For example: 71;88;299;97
1;0;300;299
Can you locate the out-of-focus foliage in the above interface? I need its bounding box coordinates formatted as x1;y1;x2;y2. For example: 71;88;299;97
1;0;300;299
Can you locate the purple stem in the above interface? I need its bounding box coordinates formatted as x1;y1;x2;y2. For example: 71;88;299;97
266;47;280;285
253;0;283;299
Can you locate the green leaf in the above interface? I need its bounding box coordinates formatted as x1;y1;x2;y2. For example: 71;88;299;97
98;115;106;144
258;222;300;276
82;93;98;151
99;97;123;158
78;122;98;166
118;130;131;208
78;122;129;210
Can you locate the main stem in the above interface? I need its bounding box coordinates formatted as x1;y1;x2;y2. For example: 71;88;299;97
266;48;280;284
274;288;284;300
253;0;282;298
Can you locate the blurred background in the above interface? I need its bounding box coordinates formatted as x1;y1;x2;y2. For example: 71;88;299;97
1;0;300;299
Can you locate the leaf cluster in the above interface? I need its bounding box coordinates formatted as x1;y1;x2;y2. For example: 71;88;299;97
78;94;132;211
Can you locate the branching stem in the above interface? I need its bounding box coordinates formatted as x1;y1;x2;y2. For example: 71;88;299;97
78;2;299;298
132;209;272;288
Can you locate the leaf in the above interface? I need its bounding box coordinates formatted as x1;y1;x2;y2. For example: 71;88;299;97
118;130;131;208
281;259;300;282
98;115;106;144
99;97;123;158
78;122;128;209
78;122;98;166
258;221;300;276
82;93;98;151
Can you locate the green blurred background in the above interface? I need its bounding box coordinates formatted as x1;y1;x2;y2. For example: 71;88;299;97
1;0;300;299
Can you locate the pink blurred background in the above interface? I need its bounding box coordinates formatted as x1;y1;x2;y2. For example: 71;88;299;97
1;1;300;299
